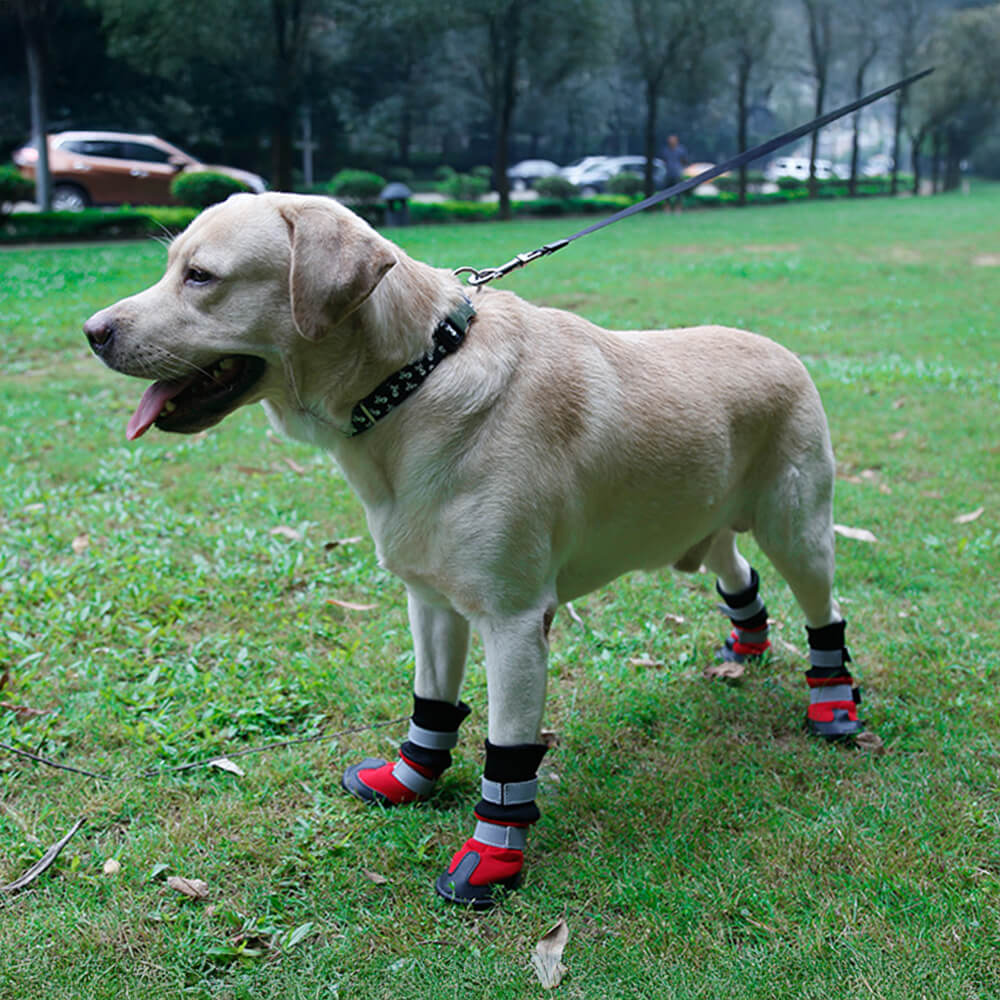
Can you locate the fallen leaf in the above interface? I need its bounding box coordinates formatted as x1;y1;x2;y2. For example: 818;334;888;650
237;465;269;476
324;536;363;550
326;597;377;611
71;534;89;554
953;506;984;525
663;612;686;625
565;603;585;626
103;858;121;876
362;869;388;885
704;661;745;680
209;757;246;777
892;397;907;410
833;524;878;543
283;457;307;474
270;525;303;542
0;667;8;692
530;919;569;990
628;656;663;668
0;701;47;720
167;876;209;900
540;729;560;749
855;731;886;755
889;430;907;441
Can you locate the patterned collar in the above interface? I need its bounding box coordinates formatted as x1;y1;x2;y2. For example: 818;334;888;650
346;297;477;437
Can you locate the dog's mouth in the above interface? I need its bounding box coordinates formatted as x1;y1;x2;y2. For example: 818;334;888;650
126;355;267;440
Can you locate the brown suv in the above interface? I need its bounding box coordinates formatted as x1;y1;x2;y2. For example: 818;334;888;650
12;131;266;210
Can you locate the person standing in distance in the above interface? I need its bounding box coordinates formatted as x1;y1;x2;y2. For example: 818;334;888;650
663;133;688;213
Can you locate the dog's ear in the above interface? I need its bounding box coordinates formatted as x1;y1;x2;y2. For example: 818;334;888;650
282;203;397;340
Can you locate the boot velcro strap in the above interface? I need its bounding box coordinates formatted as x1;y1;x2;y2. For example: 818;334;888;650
732;624;769;645
473;820;528;850
408;721;460;751
809;647;849;668
391;758;436;796
809;684;854;704
480;777;538;806
717;593;765;623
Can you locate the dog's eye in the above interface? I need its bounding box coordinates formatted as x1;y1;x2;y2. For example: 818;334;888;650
184;266;215;286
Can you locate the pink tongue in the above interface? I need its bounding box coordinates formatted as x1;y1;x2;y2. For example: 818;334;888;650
126;376;196;440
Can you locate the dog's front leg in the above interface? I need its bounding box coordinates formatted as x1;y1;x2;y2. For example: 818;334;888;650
435;607;553;909
342;590;472;806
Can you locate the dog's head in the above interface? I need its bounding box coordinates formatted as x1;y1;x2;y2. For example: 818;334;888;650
83;193;397;439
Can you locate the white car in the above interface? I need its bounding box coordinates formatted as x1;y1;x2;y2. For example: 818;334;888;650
561;155;666;194
507;159;560;190
764;156;834;182
558;156;611;186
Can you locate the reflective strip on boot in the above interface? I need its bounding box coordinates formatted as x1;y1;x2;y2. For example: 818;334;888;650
472;820;529;850
480;777;538;807
809;647;847;668
716;591;766;622
407;721;460;751
391;757;437;796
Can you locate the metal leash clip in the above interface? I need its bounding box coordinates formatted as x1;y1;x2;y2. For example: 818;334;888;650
455;239;569;287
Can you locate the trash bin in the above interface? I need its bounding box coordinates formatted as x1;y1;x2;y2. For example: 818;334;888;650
379;182;412;226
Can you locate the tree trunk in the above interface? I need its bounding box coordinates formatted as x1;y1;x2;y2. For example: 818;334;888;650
643;79;659;199
890;90;905;196
849;58;870;197
491;2;522;222
736;58;750;206
931;130;942;193
20;6;51;211
808;76;824;199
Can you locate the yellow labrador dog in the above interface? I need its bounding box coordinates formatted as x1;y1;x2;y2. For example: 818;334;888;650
85;192;862;908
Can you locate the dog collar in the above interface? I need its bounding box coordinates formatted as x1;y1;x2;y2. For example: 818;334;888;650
346;297;476;437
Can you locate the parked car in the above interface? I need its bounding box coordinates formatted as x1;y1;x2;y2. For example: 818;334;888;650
862;154;894;177
558;156;611;187
764;156;834;182
562;155;667;194
507;159;560;191
12;131;267;210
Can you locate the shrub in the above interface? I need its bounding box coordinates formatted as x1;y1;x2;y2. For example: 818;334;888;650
605;171;644;197
470;165;493;180
0;164;34;216
437;172;489;202
171;170;250;209
532;175;578;200
328;169;386;202
713;170;767;193
433;165;457;182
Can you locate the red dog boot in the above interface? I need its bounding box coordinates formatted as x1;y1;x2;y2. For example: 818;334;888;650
435;741;547;909
717;568;771;663
342;696;470;806
805;621;864;740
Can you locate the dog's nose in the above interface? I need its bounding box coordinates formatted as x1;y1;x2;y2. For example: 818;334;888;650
84;313;115;354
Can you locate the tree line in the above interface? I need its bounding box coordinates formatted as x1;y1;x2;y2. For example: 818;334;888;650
4;0;999;216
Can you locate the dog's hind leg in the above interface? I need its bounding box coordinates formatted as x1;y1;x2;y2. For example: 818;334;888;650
751;464;864;740
436;603;554;909
342;592;472;806
706;530;772;665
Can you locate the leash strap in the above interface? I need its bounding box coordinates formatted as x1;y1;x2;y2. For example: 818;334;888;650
455;68;933;287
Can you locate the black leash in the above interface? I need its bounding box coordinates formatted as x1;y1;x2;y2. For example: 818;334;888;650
455;68;934;287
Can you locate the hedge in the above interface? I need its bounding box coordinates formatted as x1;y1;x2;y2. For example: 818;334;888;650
0;206;198;243
170;171;250;209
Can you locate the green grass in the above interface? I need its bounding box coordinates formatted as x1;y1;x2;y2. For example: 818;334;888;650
1;186;999;999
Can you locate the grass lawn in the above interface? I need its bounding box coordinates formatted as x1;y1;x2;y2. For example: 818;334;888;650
1;186;998;999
